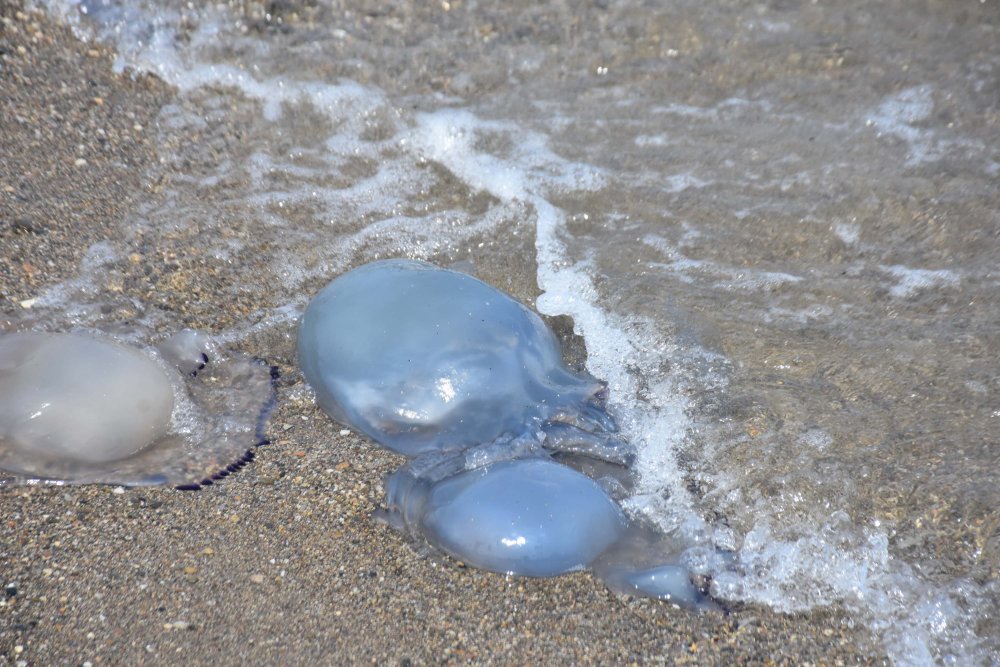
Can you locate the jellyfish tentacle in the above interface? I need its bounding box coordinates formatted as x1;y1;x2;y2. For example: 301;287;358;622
540;421;636;466
546;406;610;434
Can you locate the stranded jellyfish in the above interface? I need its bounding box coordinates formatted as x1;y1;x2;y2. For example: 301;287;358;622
384;455;628;577
0;333;174;469
0;331;274;487
297;259;632;465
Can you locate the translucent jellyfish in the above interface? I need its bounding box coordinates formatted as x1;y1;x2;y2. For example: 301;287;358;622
384;455;629;577
0;333;174;467
0;331;275;487
297;259;632;464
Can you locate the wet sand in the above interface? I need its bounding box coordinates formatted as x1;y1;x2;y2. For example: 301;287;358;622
0;5;887;665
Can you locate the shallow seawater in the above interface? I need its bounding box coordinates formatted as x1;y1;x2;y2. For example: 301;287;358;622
23;0;1000;663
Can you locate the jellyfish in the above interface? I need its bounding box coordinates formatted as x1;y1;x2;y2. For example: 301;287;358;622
383;454;629;577
0;332;175;469
297;259;633;465
0;331;274;487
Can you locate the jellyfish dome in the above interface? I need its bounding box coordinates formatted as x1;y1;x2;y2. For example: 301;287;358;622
0;332;174;472
298;259;628;464
386;456;628;577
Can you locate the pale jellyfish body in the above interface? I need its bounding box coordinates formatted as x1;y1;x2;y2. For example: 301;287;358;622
0;330;274;487
0;333;174;470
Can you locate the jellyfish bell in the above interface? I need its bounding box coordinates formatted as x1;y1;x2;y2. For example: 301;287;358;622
385;455;629;577
297;259;633;464
0;332;174;471
0;330;275;487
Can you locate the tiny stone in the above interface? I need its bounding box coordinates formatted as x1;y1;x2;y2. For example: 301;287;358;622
201;547;214;556
12;218;44;234
74;158;88;167
249;574;265;584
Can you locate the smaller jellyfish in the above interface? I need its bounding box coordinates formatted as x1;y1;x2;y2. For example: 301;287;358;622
0;333;174;470
384;455;628;577
0;331;275;487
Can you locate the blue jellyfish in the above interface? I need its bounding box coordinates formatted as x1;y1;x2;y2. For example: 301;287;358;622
297;259;632;465
384;455;628;577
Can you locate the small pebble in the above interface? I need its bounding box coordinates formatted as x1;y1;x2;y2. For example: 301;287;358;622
249;574;265;584
74;158;88;167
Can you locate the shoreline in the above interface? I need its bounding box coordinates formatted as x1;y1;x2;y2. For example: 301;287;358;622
0;5;887;665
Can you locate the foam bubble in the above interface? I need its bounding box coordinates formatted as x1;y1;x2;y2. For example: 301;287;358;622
882;264;960;298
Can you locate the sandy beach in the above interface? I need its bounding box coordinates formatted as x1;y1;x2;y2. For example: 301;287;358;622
1;3;898;663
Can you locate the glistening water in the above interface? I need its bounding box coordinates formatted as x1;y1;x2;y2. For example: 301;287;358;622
28;0;1000;663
